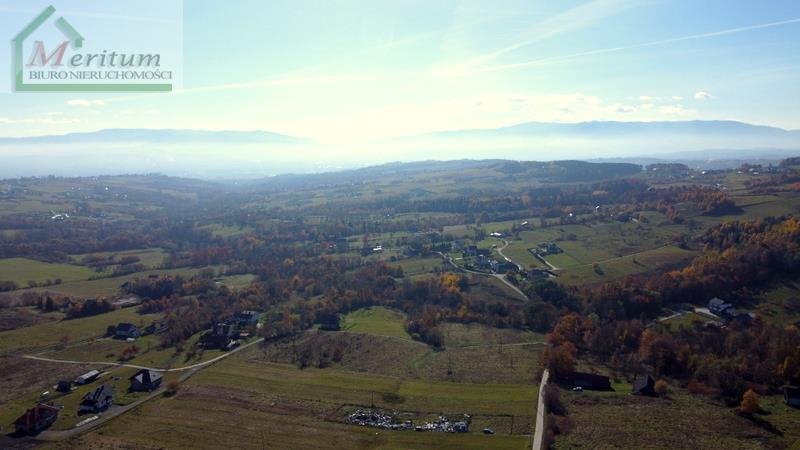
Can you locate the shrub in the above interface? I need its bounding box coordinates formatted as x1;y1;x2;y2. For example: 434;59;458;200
165;380;181;397
654;379;669;397
740;389;760;414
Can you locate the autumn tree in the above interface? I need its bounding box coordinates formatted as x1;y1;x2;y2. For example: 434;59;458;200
165;380;181;397
542;343;576;380
654;379;669;397
740;389;760;414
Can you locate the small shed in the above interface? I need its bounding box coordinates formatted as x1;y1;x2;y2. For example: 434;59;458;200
632;375;656;396
74;370;100;385
56;380;72;393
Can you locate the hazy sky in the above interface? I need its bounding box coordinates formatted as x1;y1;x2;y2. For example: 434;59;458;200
2;0;800;145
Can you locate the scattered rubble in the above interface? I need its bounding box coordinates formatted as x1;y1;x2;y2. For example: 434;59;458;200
346;409;413;430
346;409;470;433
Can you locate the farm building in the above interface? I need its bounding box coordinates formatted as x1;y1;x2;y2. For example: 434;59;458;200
565;372;612;391
632;375;656;397
129;369;163;392
708;297;733;316
74;370;100;385
318;315;341;331
56;380;72;393
491;260;517;273
79;384;114;414
234;310;260;327
537;242;563;255
14;403;60;435
201;322;237;350
144;320;168;335
114;323;141;339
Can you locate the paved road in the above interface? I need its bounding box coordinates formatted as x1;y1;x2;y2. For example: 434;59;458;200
496;239;524;271
532;369;550;450
26;337;264;441
436;251;529;301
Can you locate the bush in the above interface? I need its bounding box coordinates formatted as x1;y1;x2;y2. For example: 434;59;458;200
165;380;181;397
740;389;760;414
543;383;567;416
654;379;669;397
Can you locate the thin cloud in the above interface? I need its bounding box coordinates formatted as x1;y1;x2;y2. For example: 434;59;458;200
694;91;713;100
67;99;105;107
472;16;800;74
461;0;640;69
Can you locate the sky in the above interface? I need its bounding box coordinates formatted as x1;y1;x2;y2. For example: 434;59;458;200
1;0;800;147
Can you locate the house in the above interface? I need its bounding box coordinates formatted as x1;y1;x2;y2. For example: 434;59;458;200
489;232;503;238
56;380;72;393
491;260;517;274
201;322;237;350
234;310;260;327
79;384;114;414
129;369;163;392
114;323;141;339
74;370;100;385
731;312;756;327
565;372;612;391
784;386;800;408
708;297;734;316
319;315;341;331
527;268;553;279
144;320;168;335
632;375;656;396
475;254;490;268
537;242;562;255
14;403;59;435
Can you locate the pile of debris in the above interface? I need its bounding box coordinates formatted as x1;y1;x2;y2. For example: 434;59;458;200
414;414;470;433
346;409;413;430
346;409;470;433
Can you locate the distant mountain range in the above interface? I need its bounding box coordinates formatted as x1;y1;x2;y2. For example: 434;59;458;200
420;120;800;139
0;121;798;178
0;128;309;145
385;120;800;163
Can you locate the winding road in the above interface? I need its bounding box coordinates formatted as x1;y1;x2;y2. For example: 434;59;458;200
24;337;264;372
437;250;529;302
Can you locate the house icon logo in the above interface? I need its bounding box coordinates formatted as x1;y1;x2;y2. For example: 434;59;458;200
11;5;173;93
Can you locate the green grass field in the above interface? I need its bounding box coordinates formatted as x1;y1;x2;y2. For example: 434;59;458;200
0;307;159;354
747;281;800;326
556;246;696;286
0;257;97;286
661;311;713;330
69;248;168;269
388;256;446;276
61;355;535;449
200;223;254;237
26;265;222;298
553;381;800;449
215;273;257;289
342;307;411;339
